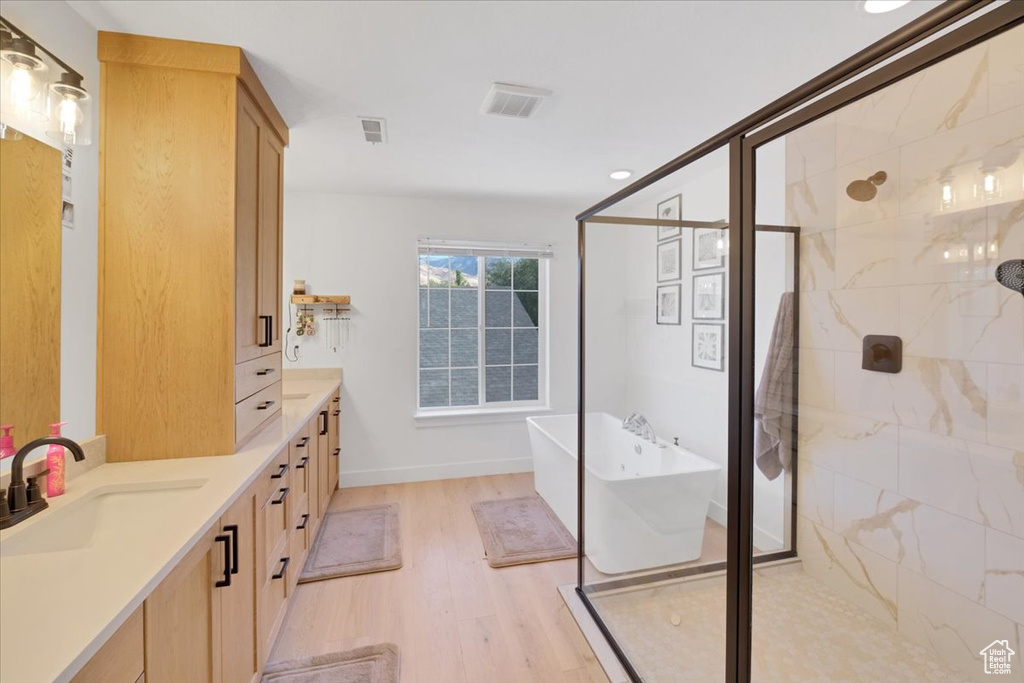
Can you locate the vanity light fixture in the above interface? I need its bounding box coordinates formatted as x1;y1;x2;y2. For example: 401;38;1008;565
861;0;911;14
0;16;91;146
0;35;48;122
610;170;632;180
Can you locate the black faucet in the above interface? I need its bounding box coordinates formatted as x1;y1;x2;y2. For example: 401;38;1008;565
0;436;86;530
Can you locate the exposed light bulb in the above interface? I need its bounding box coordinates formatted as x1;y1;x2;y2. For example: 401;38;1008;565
609;170;632;180
56;95;82;144
9;65;37;116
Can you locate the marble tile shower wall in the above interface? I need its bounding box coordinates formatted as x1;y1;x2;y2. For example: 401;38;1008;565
784;25;1023;682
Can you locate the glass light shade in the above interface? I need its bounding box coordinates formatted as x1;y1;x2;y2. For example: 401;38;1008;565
0;38;49;122
46;74;91;146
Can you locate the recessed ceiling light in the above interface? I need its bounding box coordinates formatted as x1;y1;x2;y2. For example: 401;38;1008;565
861;0;911;14
610;170;632;180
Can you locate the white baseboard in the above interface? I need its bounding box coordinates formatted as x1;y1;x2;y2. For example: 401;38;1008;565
340;457;533;488
707;500;785;553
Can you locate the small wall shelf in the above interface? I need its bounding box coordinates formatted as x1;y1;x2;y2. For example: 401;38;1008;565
290;295;351;305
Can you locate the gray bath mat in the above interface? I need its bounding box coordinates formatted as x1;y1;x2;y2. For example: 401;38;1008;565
261;643;400;683
299;504;402;583
471;496;578;568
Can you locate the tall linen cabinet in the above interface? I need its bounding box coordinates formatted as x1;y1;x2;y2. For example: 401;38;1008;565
98;32;288;461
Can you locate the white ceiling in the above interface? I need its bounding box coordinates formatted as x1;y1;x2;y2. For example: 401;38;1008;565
68;0;941;207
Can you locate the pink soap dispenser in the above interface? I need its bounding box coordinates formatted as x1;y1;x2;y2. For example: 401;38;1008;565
0;425;14;459
46;422;69;497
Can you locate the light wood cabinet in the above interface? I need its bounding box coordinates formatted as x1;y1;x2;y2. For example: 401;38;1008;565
70;606;143;683
144;525;224;683
219;486;259;683
78;397;341;683
329;391;340;495
98;32;289;461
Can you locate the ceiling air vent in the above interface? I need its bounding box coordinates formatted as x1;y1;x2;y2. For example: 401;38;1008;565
358;117;387;144
480;83;552;119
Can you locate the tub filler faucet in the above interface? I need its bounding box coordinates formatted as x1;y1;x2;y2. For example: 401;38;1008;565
622;413;660;445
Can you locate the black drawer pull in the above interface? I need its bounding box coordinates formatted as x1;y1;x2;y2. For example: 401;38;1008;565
296;456;309;469
224;524;239;575
256;367;276;376
272;487;290;505
296;437;308;449
333;448;340;456
332;396;339;403
272;556;290;580
297;513;309;530
270;463;289;479
257;400;276;411
214;534;231;588
319;410;328;436
332;409;340;417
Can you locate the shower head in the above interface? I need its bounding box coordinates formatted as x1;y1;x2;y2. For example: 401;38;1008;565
845;171;888;202
996;260;1024;297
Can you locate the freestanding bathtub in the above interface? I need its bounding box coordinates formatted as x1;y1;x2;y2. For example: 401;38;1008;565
527;412;721;574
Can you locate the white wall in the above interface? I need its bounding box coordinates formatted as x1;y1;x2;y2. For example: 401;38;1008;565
282;191;578;486
1;1;98;442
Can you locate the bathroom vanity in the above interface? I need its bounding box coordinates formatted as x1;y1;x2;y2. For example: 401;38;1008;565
0;376;342;683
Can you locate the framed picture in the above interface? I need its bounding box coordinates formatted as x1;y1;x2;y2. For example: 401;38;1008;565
692;323;725;371
656;194;682;240
693;228;726;270
657;238;682;283
692;272;725;320
656;284;681;325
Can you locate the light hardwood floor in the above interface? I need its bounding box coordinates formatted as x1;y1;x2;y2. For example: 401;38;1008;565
268;473;610;683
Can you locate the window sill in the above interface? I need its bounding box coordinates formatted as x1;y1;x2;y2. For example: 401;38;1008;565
414;405;552;428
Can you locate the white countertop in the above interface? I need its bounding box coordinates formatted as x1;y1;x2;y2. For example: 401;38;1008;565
0;377;340;683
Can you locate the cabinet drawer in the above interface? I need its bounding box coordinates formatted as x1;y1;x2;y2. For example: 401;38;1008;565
235;352;281;402
288;518;306;593
235;381;282;445
259;533;289;656
263;477;290;576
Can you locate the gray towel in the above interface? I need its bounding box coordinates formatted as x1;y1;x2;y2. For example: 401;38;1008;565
754;291;795;481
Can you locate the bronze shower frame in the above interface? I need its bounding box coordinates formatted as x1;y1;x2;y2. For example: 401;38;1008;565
572;2;1024;681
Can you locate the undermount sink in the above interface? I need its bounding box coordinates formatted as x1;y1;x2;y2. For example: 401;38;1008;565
283;393;310;401
0;479;208;557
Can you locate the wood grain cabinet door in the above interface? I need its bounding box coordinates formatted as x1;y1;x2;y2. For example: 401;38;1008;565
317;407;331;516
219;486;259;683
235;87;264;365
257;127;283;356
144;526;224;683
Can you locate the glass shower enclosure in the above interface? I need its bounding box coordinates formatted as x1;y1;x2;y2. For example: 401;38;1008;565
571;3;1024;681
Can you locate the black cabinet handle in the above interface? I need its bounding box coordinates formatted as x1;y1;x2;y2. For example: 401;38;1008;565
296;437;308;449
257;400;276;411
332;409;340;417
320;410;328;436
272;487;290;505
333;448;340;456
272;556;290;580
332;396;339;403
224;524;239;575
259;315;271;348
296;456;309;469
256;368;276;376
297;513;309;530
215;534;232;588
270;463;288;479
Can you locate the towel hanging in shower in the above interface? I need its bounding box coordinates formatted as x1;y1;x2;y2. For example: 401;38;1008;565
753;291;795;481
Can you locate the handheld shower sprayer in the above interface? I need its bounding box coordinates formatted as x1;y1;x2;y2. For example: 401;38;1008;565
995;260;1024;298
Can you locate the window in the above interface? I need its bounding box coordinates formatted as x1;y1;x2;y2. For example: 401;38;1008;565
417;241;549;413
